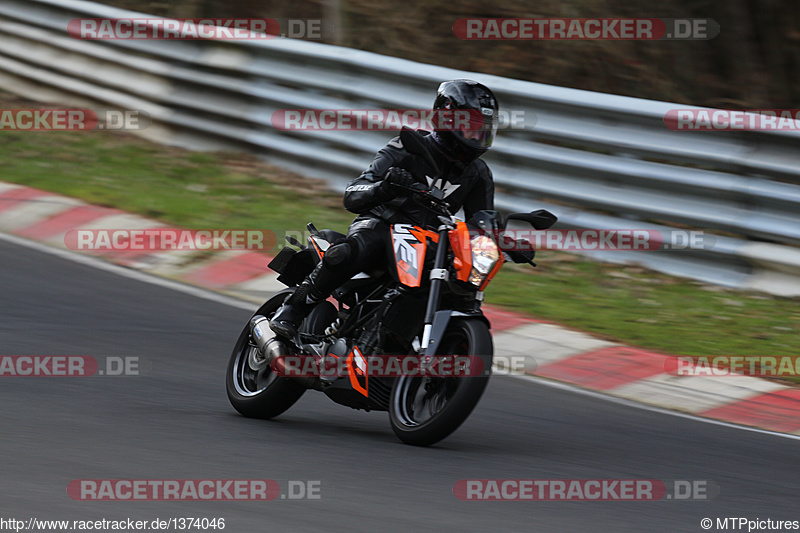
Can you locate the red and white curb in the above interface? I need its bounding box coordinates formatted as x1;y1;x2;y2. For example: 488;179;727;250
2;181;799;435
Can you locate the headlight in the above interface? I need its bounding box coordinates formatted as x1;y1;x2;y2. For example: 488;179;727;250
468;234;500;286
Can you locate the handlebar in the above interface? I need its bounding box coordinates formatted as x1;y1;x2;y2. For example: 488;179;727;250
393;184;453;218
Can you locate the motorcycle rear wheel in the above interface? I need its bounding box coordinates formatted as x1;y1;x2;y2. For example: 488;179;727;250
225;289;306;419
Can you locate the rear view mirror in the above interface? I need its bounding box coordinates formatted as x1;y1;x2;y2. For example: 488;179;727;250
504;209;558;230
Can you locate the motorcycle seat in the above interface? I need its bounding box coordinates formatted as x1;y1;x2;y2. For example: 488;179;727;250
317;229;346;244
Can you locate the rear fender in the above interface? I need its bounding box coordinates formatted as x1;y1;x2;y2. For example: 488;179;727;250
268;247;316;287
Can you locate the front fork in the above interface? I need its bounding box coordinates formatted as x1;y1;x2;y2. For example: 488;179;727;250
420;224;455;357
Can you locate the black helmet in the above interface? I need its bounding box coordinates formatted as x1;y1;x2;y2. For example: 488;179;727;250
431;79;498;164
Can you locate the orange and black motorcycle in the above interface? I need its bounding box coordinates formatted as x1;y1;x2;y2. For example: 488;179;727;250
226;128;557;446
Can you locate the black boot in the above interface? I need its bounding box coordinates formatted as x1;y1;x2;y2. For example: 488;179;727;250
269;265;327;339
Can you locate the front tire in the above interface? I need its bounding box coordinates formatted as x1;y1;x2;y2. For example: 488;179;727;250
389;319;493;446
226;289;306;419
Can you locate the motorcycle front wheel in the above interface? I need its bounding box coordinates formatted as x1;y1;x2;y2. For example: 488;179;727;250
389;318;493;446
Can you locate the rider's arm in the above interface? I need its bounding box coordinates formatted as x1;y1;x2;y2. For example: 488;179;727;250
461;159;495;221
343;139;406;214
465;162;535;264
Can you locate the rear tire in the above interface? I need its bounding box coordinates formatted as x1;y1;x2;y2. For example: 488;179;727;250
226;289;306;419
389;319;493;446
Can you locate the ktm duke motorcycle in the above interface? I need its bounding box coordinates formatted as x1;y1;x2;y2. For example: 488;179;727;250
226;128;557;446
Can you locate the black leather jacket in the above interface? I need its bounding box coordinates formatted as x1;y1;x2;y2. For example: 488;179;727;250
343;133;495;229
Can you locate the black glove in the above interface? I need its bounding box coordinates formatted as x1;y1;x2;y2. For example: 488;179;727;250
378;167;418;197
506;239;536;265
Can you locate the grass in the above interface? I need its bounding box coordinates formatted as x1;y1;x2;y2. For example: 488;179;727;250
487;260;799;356
1;106;798;361
0;132;353;233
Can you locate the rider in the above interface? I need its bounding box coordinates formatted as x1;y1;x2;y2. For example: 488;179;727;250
269;79;514;339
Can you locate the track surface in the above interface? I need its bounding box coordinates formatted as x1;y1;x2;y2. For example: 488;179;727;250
1;238;798;532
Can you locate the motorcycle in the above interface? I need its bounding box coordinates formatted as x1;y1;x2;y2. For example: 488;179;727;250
226;127;557;446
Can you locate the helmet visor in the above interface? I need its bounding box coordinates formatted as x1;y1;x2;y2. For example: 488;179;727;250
451;107;497;150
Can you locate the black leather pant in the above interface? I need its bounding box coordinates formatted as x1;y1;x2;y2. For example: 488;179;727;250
289;218;388;304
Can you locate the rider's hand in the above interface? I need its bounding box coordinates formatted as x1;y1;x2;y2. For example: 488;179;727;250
506;239;536;265
379;167;418;197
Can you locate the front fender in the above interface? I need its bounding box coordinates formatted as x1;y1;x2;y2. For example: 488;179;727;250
423;310;491;357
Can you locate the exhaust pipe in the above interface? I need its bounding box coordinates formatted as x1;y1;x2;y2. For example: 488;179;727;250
249;315;273;356
249;315;322;390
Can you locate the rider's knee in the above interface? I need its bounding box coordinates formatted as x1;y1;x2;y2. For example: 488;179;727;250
322;240;356;272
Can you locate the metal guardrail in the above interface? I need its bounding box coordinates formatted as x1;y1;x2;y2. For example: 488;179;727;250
1;0;800;294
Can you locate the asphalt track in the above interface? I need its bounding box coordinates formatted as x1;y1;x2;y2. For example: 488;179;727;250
1;237;798;532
